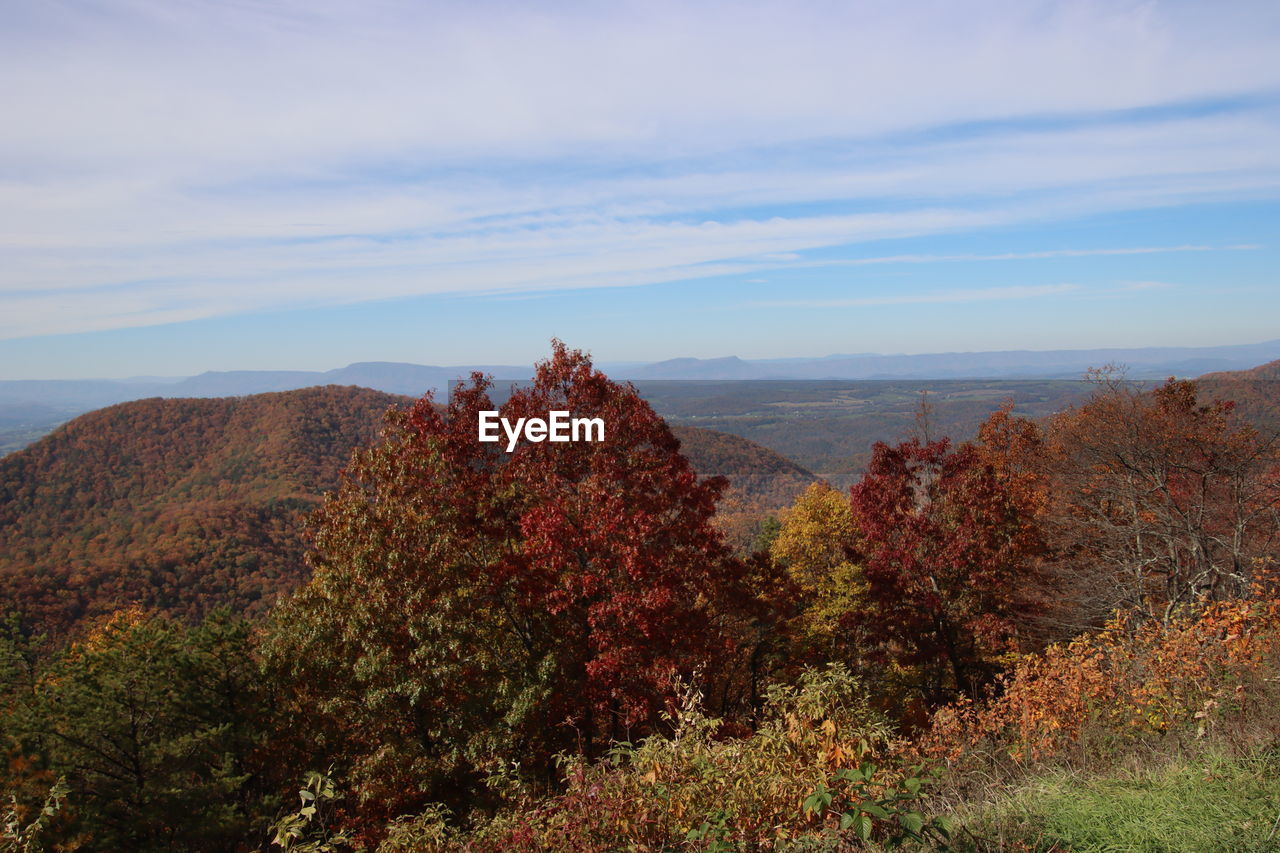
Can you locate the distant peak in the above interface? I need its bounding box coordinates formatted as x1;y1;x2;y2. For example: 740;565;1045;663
334;361;435;370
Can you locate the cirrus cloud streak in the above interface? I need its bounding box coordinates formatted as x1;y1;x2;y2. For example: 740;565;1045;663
1;0;1279;339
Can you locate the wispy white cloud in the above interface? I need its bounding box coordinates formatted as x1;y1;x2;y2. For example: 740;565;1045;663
755;284;1081;309
780;245;1258;271
1;0;1278;338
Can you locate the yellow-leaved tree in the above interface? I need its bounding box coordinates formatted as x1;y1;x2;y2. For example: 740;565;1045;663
770;482;865;659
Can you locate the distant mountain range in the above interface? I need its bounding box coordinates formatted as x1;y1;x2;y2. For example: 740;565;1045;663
622;340;1280;380
0;362;533;409
7;340;1279;406
2;340;1278;457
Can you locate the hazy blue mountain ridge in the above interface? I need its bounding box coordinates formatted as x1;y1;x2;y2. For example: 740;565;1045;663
3;339;1278;456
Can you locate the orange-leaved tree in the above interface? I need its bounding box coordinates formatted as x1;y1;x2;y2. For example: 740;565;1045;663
1042;373;1280;628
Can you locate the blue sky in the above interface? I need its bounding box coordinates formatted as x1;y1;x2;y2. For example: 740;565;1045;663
1;0;1278;379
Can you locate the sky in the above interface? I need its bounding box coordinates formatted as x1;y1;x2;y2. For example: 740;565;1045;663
1;0;1278;379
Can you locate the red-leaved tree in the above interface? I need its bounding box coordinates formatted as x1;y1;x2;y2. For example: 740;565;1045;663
848;435;1047;707
487;342;742;745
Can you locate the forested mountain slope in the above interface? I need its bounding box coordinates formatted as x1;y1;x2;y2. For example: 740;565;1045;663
671;425;815;510
0;386;407;632
1198;358;1280;436
0;386;811;634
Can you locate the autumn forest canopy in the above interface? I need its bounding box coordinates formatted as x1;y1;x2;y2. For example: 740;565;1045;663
2;343;1280;851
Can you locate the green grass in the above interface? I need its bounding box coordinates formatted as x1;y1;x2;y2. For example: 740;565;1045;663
958;749;1280;852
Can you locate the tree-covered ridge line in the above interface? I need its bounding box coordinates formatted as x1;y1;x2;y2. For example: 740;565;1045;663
1;345;1278;851
0;386;406;633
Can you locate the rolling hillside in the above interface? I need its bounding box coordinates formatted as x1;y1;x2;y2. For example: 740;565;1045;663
0;386;812;634
672;425;814;511
1198;358;1280;436
0;386;406;632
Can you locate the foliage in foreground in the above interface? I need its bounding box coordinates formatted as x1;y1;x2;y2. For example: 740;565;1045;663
911;567;1280;852
385;573;1280;852
2;774;67;853
381;666;950;851
0;609;278;852
922;566;1280;769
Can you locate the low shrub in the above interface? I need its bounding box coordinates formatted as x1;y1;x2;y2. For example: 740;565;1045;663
383;665;951;851
922;569;1280;772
